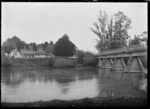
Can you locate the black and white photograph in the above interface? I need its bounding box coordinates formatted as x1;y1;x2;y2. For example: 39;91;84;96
1;2;148;108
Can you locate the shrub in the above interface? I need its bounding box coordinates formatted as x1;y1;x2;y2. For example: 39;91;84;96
76;50;95;64
83;56;98;66
1;55;12;68
76;50;85;64
53;57;77;68
48;57;55;66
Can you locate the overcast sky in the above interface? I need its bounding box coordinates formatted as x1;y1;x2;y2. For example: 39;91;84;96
2;3;147;53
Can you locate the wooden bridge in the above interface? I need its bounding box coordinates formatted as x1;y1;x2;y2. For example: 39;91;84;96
97;44;147;75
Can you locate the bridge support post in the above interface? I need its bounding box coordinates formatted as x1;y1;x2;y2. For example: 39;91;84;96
98;59;103;68
124;57;131;73
102;58;106;68
124;56;144;73
105;58;112;69
112;58;126;71
121;58;126;72
137;57;145;73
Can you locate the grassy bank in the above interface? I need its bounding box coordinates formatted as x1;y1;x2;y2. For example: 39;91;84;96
9;57;77;68
1;96;147;108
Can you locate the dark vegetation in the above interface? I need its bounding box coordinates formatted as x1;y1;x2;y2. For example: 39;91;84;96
54;34;76;57
1;96;147;108
76;50;98;66
1;50;12;68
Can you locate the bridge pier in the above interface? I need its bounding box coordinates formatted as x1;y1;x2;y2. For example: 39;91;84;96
111;58;126;71
105;58;112;69
124;56;145;73
98;59;104;68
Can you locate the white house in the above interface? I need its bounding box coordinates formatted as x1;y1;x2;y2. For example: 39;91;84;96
10;48;22;58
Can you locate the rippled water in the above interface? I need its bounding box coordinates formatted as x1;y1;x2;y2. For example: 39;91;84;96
1;67;146;103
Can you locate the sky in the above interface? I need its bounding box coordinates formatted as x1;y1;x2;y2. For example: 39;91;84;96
2;3;147;54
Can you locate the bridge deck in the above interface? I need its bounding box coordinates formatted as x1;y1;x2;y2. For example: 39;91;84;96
99;44;147;58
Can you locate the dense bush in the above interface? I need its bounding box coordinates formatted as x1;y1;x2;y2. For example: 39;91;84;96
1;55;12;68
76;50;98;66
83;56;98;66
76;50;96;64
76;50;85;64
108;40;126;50
48;57;55;66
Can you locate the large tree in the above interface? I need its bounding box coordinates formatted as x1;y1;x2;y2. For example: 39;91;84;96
2;36;26;54
2;39;16;55
10;36;26;51
90;11;131;52
54;34;76;57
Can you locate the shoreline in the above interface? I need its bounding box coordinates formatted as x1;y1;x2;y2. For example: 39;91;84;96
2;64;97;69
1;96;147;107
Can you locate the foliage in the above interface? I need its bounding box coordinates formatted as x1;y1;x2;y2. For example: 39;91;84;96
1;49;12;68
129;31;147;46
2;36;26;54
28;43;37;51
76;50;85;64
49;41;54;45
54;34;76;57
108;40;127;50
76;50;97;66
53;57;77;68
48;57;55;66
43;41;49;50
91;11;131;51
11;36;26;51
2;41;16;55
129;35;141;46
45;43;54;54
83;56;98;66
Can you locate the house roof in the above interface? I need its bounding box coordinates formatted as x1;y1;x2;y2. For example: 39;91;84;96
11;48;18;52
36;48;45;55
20;50;35;55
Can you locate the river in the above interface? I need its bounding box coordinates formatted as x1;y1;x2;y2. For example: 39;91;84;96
1;67;146;103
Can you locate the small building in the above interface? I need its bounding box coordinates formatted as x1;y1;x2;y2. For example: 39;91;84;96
35;48;46;58
20;50;35;59
10;48;22;58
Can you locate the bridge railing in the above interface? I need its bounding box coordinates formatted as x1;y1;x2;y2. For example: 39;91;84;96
100;44;147;56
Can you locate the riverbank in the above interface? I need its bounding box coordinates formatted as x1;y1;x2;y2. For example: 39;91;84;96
10;57;77;68
1;96;147;108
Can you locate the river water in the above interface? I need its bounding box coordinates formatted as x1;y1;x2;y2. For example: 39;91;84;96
1;67;146;103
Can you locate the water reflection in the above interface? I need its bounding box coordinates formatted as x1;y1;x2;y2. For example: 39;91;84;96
97;69;146;97
1;67;146;102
